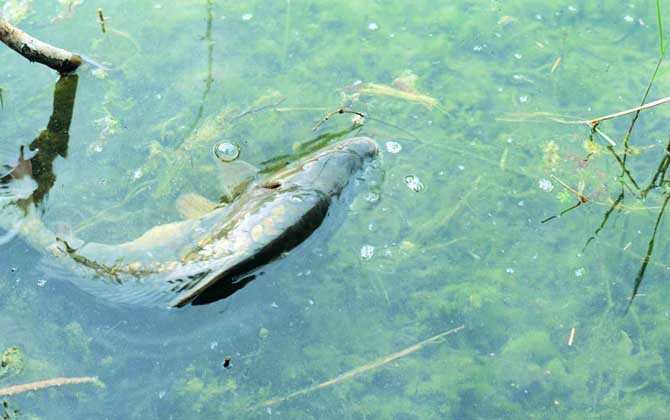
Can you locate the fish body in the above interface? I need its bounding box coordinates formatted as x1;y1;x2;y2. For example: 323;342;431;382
26;137;378;307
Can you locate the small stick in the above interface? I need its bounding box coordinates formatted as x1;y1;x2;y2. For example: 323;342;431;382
313;108;365;131
98;8;106;33
550;175;588;203
499;96;670;126
592;126;617;147
0;17;82;73
258;325;464;409
0;376;101;396
551;56;561;73
568;327;576;346
588;96;670;125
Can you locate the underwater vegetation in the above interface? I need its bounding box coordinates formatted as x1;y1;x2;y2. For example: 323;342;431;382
3;0;670;419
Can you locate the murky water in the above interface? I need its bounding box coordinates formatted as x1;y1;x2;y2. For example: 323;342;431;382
2;1;670;419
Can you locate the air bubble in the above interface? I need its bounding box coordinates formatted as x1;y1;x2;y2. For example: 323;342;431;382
404;175;425;192
213;142;240;162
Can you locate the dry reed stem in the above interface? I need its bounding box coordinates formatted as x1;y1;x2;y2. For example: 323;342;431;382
0;376;101;396
498;96;670;126
258;325;465;409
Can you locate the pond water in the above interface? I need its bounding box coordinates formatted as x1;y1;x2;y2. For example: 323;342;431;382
2;0;670;419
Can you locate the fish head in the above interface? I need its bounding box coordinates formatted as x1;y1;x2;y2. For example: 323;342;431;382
264;137;378;197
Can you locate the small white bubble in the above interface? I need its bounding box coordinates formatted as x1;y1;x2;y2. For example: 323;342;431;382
538;178;554;192
271;302;279;308
210;341;219;350
242;13;253;21
360;244;375;260
568;5;577;12
473;45;483;52
518;201;525;206
575;268;585;277
535;14;543;20
308;299;314;305
457;165;465;171
158;391;166;399
506;267;515;274
368;22;379;31
385;141;402;154
404;175;425;192
507;138;513;143
365;192;380;203
623;15;634;23
513;53;522;59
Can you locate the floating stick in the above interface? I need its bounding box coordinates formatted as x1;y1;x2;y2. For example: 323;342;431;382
0;18;81;73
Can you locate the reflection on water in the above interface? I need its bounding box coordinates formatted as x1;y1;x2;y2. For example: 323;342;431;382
3;1;670;419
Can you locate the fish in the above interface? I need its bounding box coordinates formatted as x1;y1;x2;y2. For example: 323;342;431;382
14;137;379;308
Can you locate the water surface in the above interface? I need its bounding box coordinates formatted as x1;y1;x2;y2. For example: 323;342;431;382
2;1;670;418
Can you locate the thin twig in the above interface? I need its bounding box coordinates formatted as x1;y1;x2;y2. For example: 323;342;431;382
550;175;588;203
499;96;670;126
257;325;465;409
0;376;102;396
313;108;365;131
590;96;670;125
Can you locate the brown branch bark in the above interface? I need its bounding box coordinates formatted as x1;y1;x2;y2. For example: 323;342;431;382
0;17;81;74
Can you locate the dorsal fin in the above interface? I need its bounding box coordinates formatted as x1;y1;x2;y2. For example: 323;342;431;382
217;160;258;203
176;193;218;219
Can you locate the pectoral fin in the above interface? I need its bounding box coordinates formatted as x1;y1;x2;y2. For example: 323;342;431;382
176;193;218;220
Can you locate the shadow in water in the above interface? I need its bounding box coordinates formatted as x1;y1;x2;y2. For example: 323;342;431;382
1;74;78;209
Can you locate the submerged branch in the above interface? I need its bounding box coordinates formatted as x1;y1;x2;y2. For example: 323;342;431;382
257;325;465;409
625;191;670;313
0;376;101;396
0;18;81;73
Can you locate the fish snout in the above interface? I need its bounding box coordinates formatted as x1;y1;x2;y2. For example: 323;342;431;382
340;137;379;160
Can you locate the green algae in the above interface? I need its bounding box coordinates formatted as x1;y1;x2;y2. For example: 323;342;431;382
3;0;670;419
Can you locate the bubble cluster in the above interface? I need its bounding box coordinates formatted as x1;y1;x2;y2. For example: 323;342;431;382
404;175;425;192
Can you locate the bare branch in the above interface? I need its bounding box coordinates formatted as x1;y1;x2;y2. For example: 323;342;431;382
0;17;81;74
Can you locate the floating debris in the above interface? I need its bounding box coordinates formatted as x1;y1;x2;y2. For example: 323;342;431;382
385;141;402;154
36;279;47;287
213;142;240;162
368;22;379;31
360;244;375;260
365;191;380;203
223;355;232;369
574;268;585;277
623;15;634;23
404;175;424;192
538;178;554;192
242;13;253;21
506;267;515;274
